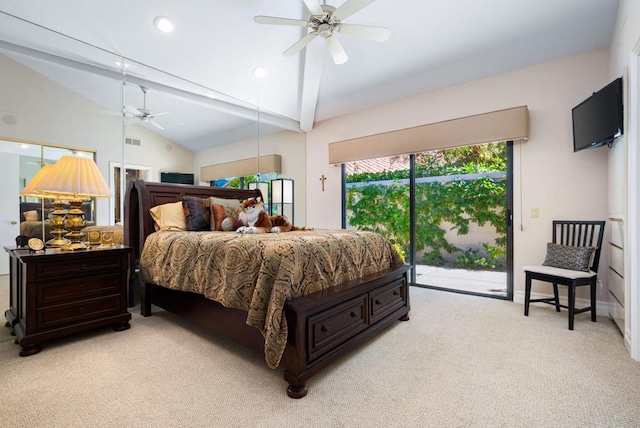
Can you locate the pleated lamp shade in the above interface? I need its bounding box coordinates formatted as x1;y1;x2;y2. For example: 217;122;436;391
20;164;55;198
32;155;112;199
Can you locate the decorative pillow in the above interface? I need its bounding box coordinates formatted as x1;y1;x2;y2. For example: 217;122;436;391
211;203;243;231
149;201;186;231
182;196;211;231
542;243;596;272
23;210;38;221
210;196;242;207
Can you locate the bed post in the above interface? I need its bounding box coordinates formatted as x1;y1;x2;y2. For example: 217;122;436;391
124;179;140;307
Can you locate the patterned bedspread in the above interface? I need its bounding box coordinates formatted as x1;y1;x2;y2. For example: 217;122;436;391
139;229;403;368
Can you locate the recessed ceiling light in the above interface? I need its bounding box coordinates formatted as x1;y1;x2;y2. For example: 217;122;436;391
253;67;267;78
153;16;174;33
20;144;29;149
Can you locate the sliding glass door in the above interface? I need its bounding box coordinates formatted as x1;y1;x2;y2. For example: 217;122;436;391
344;141;513;300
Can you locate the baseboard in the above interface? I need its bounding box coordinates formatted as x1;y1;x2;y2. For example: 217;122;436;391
513;290;610;317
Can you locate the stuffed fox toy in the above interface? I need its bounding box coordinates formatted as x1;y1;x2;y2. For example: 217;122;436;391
235;197;313;234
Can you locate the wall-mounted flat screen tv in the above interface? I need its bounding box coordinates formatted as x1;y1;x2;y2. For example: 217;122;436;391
160;172;194;185
572;77;623;152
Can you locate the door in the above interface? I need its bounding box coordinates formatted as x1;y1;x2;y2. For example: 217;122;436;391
0;144;20;274
344;141;513;300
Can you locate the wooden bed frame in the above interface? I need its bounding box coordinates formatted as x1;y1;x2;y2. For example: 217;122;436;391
124;179;410;398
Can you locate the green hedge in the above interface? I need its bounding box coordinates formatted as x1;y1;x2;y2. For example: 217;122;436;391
346;143;507;271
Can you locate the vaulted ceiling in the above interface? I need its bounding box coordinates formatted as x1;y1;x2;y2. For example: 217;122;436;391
0;0;620;151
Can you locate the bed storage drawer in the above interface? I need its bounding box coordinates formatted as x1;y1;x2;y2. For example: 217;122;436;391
370;278;407;324
307;294;367;361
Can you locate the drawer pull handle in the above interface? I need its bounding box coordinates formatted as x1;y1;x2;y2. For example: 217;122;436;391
375;299;381;305
321;325;330;334
79;307;86;314
350;311;358;318
393;290;400;296
80;263;88;270
79;284;87;291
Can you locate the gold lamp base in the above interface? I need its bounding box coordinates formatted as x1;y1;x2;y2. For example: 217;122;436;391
61;198;88;251
47;237;71;247
46;199;70;247
61;241;88;251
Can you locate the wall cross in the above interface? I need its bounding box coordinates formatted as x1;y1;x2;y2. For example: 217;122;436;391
319;174;327;192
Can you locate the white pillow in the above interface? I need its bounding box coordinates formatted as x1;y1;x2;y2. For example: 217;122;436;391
149;201;186;231
23;210;38;221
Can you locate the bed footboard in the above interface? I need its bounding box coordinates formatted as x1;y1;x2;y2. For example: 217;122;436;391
283;264;411;398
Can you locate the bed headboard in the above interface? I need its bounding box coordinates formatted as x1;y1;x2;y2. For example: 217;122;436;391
124;179;262;261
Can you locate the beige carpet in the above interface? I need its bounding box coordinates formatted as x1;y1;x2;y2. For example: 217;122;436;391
1;274;11;342
1;274;639;427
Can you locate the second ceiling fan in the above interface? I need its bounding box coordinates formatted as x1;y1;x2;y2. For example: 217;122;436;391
125;86;169;130
254;0;390;65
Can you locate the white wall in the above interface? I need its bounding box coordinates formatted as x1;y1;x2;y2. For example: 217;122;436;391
195;130;307;225
0;53;193;223
306;48;611;303
124;125;194;182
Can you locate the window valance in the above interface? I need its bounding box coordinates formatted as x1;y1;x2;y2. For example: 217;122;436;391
200;154;281;182
328;106;529;164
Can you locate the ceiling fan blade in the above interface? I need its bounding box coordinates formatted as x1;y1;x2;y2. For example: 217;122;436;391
325;35;348;65
254;16;309;27
336;23;390;41
334;0;378;21
98;108;121;117
303;0;324;16
283;32;318;56
149;119;165;130
149;111;170;118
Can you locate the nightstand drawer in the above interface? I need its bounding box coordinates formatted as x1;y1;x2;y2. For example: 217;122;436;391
370;278;406;324
36;255;123;279
37;274;121;304
36;295;122;330
307;294;367;361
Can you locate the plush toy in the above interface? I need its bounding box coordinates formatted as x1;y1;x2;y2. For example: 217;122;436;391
221;215;245;231
235;197;313;234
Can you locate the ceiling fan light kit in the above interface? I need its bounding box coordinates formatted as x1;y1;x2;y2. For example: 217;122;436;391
254;0;390;65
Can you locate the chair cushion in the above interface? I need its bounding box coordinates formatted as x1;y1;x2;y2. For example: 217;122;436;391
541;243;596;272
523;265;596;279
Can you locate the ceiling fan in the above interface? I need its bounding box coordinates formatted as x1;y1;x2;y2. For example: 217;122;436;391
99;85;169;130
254;0;390;65
124;86;169;130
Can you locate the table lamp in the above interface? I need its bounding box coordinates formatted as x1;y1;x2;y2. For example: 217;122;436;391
32;155;112;250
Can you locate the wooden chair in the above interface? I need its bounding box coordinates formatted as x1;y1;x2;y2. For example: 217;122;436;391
523;220;606;330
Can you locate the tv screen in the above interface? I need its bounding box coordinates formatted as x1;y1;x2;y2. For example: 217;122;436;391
160;172;194;185
572;77;623;152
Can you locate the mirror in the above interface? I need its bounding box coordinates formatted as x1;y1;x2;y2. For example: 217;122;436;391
0;12;306;276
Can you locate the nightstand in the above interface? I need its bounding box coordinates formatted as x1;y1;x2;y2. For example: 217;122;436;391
4;245;132;356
